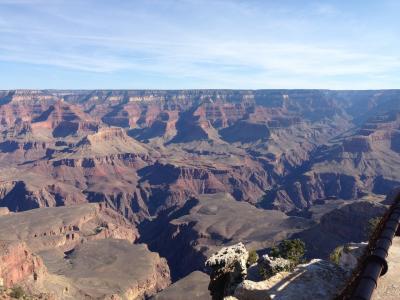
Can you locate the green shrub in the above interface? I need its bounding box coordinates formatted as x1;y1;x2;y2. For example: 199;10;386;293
247;249;259;266
10;286;25;299
367;217;381;237
329;246;344;265
270;239;306;264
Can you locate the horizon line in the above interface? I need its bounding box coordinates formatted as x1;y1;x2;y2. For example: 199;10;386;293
2;88;400;92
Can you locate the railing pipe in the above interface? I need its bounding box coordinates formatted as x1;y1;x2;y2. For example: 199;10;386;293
350;197;400;300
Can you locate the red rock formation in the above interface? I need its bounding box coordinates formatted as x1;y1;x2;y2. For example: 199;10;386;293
1;89;400;226
0;241;46;288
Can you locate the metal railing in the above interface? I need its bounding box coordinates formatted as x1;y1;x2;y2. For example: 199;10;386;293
340;191;400;300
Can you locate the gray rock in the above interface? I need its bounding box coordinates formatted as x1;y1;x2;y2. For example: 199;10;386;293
234;280;273;300
260;255;293;279
205;243;249;299
338;242;367;271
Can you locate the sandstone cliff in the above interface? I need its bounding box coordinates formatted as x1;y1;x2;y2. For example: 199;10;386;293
0;204;170;299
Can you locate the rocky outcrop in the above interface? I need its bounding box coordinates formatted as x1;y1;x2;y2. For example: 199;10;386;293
205;243;249;300
337;242;367;271
259;255;292;279
77;127;150;155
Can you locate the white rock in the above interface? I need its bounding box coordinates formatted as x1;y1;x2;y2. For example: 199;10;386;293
206;243;249;298
235;280;272;300
338;243;367;271
260;255;292;278
206;242;249;272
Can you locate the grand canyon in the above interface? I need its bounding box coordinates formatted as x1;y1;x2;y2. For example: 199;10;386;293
0;89;399;299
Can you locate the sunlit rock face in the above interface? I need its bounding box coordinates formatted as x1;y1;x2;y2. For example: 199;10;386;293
1;89;400;219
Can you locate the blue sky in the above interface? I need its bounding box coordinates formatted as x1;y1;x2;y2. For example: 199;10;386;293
0;0;399;89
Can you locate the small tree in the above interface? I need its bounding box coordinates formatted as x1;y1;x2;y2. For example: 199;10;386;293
329;246;344;265
10;286;25;299
247;249;259;266
270;239;306;265
367;217;381;237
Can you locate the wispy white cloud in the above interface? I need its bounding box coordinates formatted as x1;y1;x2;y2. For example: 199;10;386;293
0;0;399;88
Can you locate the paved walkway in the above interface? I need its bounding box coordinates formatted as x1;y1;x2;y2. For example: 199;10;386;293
372;236;400;300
